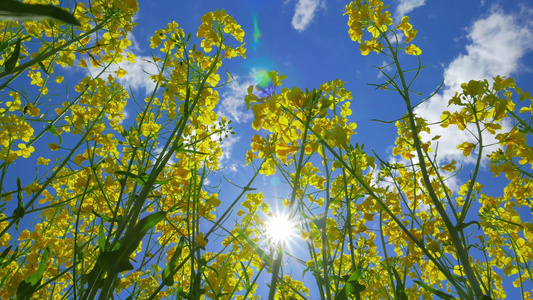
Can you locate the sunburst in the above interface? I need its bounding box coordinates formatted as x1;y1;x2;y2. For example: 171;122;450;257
264;212;297;247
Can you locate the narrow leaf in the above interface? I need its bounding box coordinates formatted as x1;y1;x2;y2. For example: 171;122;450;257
98;223;105;252
26;247;50;285
4;38;21;72
414;280;456;300
37;61;49;75
98;211;167;273
47;125;62;144
92;209;119;223
162;236;185;286
16;177;22;202
0;1;81;25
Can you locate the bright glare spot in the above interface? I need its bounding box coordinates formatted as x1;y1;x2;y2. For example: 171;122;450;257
265;213;297;247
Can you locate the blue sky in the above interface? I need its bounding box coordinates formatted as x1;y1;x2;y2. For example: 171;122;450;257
85;0;533;297
5;0;533;298
114;0;533;177
98;0;532;297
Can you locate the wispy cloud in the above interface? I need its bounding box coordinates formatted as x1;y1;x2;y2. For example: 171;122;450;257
395;0;426;19
216;132;243;173
217;75;254;124
117;58;160;94
415;6;533;164
291;0;324;32
85;31;160;96
88;56;159;96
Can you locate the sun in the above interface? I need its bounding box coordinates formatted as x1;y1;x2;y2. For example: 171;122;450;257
264;212;297;247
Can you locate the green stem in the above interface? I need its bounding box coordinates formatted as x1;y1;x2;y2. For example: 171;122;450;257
282;102;469;299
382;33;483;298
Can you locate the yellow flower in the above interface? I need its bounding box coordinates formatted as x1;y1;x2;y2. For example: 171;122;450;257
396;16;412;33
195;232;207;248
405;44;422;55
48;143;61;151
176;166;191;180
327;126;348;147
79;58;87;68
16;143;34;158
441;160;457;172
28;71;44;86
457;141;476;157
115;68;128;78
73;154;87;166
206;193;221;207
24;104;40;117
126;52;136;63
37;157;50;165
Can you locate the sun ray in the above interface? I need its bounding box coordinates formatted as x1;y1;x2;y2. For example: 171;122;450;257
264;212;297;247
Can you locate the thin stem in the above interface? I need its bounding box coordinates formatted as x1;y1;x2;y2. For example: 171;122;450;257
381;32;483;298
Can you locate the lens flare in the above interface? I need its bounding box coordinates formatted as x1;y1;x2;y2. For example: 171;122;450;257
253;69;275;98
252;13;261;51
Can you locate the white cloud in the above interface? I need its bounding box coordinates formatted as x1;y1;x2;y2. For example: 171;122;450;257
153;145;177;166
377;60;394;78
118;109;129;125
85;32;159;96
219;134;240;169
443;10;533;90
227;163;238;172
291;0;324;32
217;75;254;123
414;7;533;164
395;0;426;19
90;56;159;96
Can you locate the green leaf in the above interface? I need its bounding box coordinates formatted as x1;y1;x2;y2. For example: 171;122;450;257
414;280;456;300
114;170;152;187
0;245;12;261
16;177;22;202
115;170;144;187
28;247;50;285
176;142;208;155
98;211;167;273
13;178;25;230
0;245;13;267
92;209;120;223
98;223;105;252
37;61;49;75
334;286;348;300
0;1;81;25
391;267;408;300
4;38;21;72
162;236;185;286
114;170;137;178
311;217;326;229
47;125;62;144
16;280;35;300
350;265;363;281
344;265;366;300
136;172;149;187
17;247;50;299
178;148;208;155
97;249;134;273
